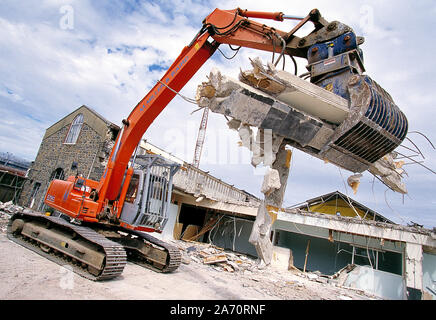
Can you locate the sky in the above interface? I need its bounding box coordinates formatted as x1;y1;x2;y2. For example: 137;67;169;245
0;0;435;228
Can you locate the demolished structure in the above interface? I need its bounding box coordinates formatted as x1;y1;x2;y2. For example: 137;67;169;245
196;58;408;194
193;57;436;300
196;57;410;266
0;153;30;204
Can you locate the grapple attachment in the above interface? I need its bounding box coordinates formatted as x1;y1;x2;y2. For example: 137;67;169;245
320;75;408;172
304;27;408;172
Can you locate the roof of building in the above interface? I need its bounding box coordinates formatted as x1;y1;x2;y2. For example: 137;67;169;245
44;105;120;140
281;206;436;244
288;190;396;224
46;105;119;131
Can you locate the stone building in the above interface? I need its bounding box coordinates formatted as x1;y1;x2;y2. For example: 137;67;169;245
19;105;119;210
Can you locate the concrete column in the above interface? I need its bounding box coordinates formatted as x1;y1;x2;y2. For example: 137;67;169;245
249;140;291;266
405;242;423;290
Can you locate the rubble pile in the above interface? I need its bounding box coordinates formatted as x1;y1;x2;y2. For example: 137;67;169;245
175;240;259;273
0;213;380;300
0;212;11;233
0;201;21;233
0;201;24;214
172;240;380;300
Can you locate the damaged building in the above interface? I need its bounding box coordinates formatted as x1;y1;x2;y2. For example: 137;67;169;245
0;153;29;203
17;104;436;300
19;105;120;211
272;192;436;300
193;57;435;300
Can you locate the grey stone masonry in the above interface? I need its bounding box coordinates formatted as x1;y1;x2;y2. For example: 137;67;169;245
19;106;118;211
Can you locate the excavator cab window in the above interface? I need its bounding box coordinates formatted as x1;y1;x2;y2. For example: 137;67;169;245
125;174;140;204
74;178;85;190
148;174;165;200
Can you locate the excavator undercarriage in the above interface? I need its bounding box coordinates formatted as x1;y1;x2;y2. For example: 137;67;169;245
8;211;127;280
8;154;182;280
7;210;181;280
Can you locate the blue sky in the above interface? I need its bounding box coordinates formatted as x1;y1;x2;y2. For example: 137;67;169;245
0;0;435;228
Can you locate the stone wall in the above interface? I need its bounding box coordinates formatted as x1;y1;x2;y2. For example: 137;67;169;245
19;112;116;211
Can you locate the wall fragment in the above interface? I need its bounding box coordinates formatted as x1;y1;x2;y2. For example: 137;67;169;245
196;57;408;194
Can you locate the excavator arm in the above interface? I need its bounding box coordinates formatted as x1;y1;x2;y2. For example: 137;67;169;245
98;8;332;206
97;31;217;203
45;7;325;227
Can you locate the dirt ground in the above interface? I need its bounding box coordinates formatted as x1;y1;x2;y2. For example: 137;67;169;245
0;211;379;301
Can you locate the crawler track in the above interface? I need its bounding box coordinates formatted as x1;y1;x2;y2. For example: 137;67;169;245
7;210;181;280
7;210;126;281
122;229;181;273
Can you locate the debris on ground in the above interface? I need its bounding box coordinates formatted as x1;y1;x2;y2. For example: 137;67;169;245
0;201;17;233
171;239;380;300
0;210;11;233
175;240;259;273
0;203;381;300
0;201;24;214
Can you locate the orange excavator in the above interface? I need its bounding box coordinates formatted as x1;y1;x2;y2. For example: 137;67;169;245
7;8;407;280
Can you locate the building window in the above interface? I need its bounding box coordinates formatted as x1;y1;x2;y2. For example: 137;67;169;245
29;182;41;208
64;113;84;144
50;168;65;181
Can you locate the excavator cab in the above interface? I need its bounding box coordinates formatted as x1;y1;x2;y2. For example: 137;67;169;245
119;154;180;232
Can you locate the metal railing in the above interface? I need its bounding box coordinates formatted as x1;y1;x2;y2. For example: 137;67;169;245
172;163;260;207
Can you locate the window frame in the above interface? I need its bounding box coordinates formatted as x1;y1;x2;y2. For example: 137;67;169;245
64;113;84;145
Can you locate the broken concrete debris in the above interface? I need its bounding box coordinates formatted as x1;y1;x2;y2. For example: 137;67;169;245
249;202;274;267
173;239;381;300
261;168;281;196
239;57;349;125
195;57;410;269
368;152;407;194
249;141;291;267
228;118;284;167
237;124;252;150
347;173;363;195
203;254;227;265
0;201;24;214
196;57;408;195
0;201;23;233
176;240;258;273
196;63;336;154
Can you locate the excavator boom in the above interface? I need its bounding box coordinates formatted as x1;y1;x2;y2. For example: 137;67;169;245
97;7;337;205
